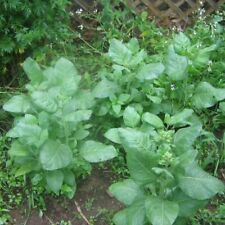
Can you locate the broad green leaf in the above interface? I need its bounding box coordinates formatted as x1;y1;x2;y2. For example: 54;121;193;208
54;57;81;95
127;150;158;185
171;189;206;217
104;128;121;144
178;163;225;200
123;106;140;128
174;126;202;155
80;140;117;163
137;63;165;81
193;44;217;68
109;179;144;206
118;94;130;105
45;170;64;194
192;82;225;109
129;49;147;67
173;150;198;169
40;140;72;170
165;45;188;81
93;79;119;98
3;95;31;113
8;141;30;157
173;33;191;54
64;110;92;123
113;209;128;225
15;160;39;177
7;114;48;147
126;38;140;54
75;129;89;140
23;57;43;84
118;128;152;152
145;197;179;225
73;90;95;109
166;109;193;126
112;104;121;115
31;91;57;113
108;39;132;66
113;200;145;225
142;112;164;129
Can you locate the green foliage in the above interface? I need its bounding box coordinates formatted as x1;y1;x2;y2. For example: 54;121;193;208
0;0;73;78
99;34;225;225
3;57;117;198
107;124;224;225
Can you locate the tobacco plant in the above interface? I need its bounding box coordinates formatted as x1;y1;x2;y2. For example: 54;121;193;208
105;115;224;225
3;58;117;198
93;34;225;133
97;34;225;225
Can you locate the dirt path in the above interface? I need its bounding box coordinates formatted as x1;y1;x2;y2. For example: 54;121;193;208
10;168;122;225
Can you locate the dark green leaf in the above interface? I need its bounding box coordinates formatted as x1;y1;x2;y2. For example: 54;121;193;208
45;170;64;194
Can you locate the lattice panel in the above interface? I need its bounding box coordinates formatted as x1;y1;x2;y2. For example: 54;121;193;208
126;0;225;25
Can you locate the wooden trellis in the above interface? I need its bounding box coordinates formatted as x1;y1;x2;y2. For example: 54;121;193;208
126;0;225;25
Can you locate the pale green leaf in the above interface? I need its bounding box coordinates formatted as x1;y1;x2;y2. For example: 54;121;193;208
31;91;57;113
40;140;72;170
166;109;193;126
137;63;165;81
123;106;140;128
8;141;30;157
118;128;152;152
23;57;43;84
64;110;92;123
171;189;206;217
80;140;118;163
109;179;143;206
174;126;202;155
108;39;132;66
178;163;225;200
173;33;191;54
145;197;179;225
3;95;31;113
113;200;145;225
104;128;121;144
142;112;164;129
93;79;119;98
127;150;158;185
165;45;188;81
193;82;225;109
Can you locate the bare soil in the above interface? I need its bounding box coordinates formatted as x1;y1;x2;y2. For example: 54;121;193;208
10;168;123;225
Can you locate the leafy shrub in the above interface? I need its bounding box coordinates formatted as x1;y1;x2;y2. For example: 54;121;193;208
0;0;73;78
92;34;225;133
93;34;225;225
3;58;117;198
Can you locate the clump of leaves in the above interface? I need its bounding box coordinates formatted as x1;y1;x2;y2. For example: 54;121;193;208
3;58;118;198
94;34;225;225
106;115;224;225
